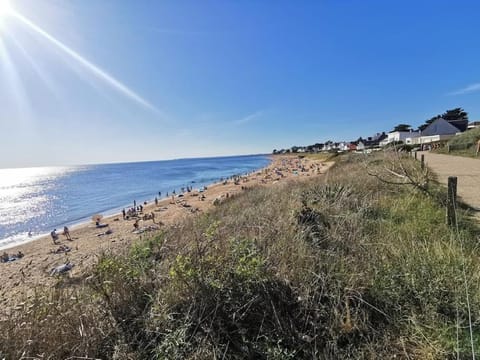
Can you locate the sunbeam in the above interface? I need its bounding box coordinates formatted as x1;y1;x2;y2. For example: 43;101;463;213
0;36;31;121
4;28;59;98
6;8;159;113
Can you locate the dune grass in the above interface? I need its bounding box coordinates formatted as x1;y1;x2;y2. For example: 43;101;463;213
1;152;479;359
436;127;480;157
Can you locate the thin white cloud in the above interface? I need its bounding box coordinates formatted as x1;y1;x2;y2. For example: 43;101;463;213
233;111;264;126
449;83;480;96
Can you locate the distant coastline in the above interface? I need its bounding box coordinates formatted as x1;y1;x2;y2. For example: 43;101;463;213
0;154;334;310
0;154;272;250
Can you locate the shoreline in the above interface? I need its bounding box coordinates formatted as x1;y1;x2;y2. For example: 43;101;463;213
0;156;272;251
0;155;334;307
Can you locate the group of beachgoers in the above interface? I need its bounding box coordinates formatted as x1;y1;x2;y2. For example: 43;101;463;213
50;226;72;244
0;156;328;284
42;162;318;250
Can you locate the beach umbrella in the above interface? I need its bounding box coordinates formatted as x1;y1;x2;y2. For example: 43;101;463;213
91;214;103;222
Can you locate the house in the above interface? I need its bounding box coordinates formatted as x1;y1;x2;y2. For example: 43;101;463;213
407;118;463;146
355;132;387;149
364;132;387;148
384;130;420;146
322;142;334;151
352;134;381;152
356;141;366;151
338;142;350;151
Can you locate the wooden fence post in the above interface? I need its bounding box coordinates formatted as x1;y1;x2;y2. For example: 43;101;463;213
420;154;425;170
446;176;457;226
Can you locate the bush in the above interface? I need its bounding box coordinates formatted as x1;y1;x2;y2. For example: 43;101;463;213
1;153;479;359
437;127;480;156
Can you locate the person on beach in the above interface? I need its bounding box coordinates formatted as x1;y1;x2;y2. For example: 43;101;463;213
63;226;72;241
122;208;126;219
155;197;158;206
51;229;59;244
133;219;139;230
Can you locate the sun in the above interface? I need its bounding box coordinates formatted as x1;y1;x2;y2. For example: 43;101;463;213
0;0;14;18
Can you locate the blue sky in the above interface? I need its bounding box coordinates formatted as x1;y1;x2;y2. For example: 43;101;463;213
1;0;480;167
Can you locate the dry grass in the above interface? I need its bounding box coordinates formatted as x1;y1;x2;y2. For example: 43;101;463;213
1;151;479;359
436;127;480;158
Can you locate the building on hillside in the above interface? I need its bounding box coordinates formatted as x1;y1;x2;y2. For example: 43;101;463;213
406;118;464;147
363;132;387;148
382;130;420;146
351;133;386;152
356;140;366;151
338;142;350;151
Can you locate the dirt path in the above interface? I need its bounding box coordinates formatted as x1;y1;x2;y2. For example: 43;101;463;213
420;151;480;210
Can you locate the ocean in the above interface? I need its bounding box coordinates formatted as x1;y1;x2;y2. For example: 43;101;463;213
0;154;271;250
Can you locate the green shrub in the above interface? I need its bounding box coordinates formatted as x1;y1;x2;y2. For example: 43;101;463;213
2;153;480;359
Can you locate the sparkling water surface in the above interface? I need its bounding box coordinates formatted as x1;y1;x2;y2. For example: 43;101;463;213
0;155;270;249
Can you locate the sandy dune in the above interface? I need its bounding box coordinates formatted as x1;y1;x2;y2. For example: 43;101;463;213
0;155;333;307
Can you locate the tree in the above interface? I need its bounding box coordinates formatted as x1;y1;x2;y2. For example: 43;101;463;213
393;124;411;132
441;107;468;121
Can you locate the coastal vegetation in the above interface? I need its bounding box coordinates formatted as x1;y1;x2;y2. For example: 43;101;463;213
436;127;480;158
1;152;479;359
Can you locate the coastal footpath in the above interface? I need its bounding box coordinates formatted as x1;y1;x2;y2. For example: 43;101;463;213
421;151;480;210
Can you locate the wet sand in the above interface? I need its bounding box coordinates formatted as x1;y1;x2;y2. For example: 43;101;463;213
0;155;333;307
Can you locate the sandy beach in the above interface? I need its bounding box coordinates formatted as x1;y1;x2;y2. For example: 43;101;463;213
0;155;333;307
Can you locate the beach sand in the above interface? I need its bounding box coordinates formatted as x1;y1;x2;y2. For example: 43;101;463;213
0;155;334;307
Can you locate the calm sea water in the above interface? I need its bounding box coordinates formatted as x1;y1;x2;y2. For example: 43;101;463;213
0;155;270;249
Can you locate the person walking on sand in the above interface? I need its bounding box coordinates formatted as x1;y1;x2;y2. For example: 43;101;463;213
155;197;158;206
51;229;59;244
63;226;72;241
122;208;126;220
